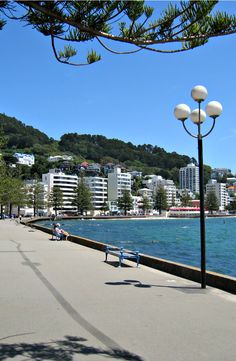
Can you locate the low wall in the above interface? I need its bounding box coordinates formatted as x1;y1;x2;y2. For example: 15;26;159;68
28;222;236;295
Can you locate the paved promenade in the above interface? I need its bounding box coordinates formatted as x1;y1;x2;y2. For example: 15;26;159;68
0;219;235;361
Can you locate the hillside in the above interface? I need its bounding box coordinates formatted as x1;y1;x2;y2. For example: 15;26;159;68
0;113;194;182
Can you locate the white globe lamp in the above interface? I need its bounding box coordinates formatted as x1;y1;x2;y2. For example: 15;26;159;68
190;109;206;124
191;85;208;102
174;104;191;121
206;101;223;118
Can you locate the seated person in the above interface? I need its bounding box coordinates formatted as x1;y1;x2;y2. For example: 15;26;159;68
52;223;69;240
52;223;63;240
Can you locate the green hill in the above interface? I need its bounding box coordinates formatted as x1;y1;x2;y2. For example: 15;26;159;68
0;113;194;182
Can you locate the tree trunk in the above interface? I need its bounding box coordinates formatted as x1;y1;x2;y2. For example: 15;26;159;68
9;203;12;217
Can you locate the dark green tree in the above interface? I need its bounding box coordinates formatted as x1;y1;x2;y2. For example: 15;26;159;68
153;187;168;215
117;190;133;216
71;176;92;215
181;190;192;206
48;186;63;216
227;196;236;213
132;177;143;195
100;201;109;214
1;2;236;67
140;195;151;215
27;181;46;216
205;191;219;214
203;165;212;186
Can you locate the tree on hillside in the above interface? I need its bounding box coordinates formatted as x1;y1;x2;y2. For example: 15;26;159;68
118;189;133;216
132;177;143;195
153;186;168;215
203;165;212;186
1;1;236;67
27;181;46;216
48;186;63;216
205;191;219;214
71;176;92;215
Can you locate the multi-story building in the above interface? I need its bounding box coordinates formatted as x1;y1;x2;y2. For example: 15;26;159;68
137;188;153;200
211;168;231;180
143;175;176;206
107;167;131;201
42;169;78;214
179;163;199;194
206;179;229;211
14;153;35;166
85;176;108;213
85;163;101;175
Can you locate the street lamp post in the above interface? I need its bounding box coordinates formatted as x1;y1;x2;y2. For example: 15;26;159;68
174;86;223;289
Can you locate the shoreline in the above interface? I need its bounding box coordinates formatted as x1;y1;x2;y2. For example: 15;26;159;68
24;213;236;224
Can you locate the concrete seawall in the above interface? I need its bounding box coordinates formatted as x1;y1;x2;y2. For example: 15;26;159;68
29;222;236;295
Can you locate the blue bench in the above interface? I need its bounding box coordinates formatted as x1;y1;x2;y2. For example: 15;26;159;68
105;246;140;267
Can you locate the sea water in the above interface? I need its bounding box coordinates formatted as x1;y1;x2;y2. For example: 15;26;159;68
39;217;236;277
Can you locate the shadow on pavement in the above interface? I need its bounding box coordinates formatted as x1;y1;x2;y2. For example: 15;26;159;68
104;261;131;268
105;279;203;293
0;335;144;361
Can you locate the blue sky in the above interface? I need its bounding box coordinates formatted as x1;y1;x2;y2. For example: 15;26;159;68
1;1;236;172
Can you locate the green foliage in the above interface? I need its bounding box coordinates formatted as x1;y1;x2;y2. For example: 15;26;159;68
0;113;51;149
100;201;109;213
153;186;168;215
117;190;133;215
227;196;236;212
71;175;92;215
0;113;209;191
27;181;46;216
203;165;212;186
132;177;143;195
0;176;26;217
59;133;192;181
1;1;236;66
140;195;151;214
87;50;101;64
180;190;192;206
48;186;63;216
205;191;219;213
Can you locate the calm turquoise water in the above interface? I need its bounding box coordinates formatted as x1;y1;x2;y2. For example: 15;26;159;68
39;217;236;277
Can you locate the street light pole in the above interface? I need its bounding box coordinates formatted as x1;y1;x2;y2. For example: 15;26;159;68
197;103;206;288
174;86;222;289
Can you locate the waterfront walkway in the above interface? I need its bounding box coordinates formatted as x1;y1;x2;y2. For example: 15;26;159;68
0;219;235;361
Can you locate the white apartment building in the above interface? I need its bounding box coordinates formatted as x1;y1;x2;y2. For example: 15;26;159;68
211;168;231;179
179;163;199;194
137;188;153;200
48;155;73;162
108;167;131;201
42;169;78;214
85;176;108;213
143;175;176;206
14;153;35;166
206;179;229;211
131;195;143;215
